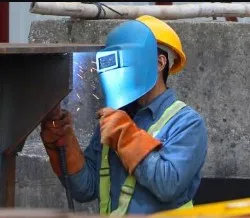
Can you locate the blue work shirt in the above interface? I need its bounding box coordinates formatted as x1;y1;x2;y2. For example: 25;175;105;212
61;88;208;215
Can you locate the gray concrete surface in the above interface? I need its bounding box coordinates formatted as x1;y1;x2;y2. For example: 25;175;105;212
15;19;250;210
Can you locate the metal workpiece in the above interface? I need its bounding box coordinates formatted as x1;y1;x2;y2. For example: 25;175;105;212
0;43;102;207
0;43;104;154
0;52;73;154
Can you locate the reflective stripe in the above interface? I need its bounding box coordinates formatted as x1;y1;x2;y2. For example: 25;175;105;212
99;144;111;215
99;100;188;216
100;168;110;176
110;175;136;217
147;100;186;135
179;200;193;209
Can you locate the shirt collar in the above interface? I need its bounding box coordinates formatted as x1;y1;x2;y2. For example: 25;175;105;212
146;88;177;120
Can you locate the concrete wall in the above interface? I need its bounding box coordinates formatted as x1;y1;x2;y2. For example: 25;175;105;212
9;2;250;43
15;19;250;211
9;2;63;43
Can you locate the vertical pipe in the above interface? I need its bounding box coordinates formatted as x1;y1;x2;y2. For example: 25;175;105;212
0;3;14;208
0;2;9;42
0;153;16;207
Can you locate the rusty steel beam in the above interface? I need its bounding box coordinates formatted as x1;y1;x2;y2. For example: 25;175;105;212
0;43;104;54
0;53;73;154
0;52;73;207
0;43;103;207
0;153;16;207
5;154;16;207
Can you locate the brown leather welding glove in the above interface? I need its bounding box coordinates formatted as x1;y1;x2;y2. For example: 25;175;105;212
97;108;162;174
40;107;85;176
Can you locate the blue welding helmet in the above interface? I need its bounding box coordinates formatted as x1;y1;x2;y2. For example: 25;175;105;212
96;19;158;110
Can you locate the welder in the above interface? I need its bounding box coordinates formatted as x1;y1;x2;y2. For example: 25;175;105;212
40;15;208;215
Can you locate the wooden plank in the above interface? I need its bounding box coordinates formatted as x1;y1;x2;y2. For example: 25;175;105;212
0;43;104;54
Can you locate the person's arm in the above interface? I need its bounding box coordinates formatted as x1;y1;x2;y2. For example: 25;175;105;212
59;126;100;203
134;109;207;202
40;106;100;203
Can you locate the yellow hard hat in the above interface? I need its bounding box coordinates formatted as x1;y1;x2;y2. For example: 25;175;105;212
136;15;186;74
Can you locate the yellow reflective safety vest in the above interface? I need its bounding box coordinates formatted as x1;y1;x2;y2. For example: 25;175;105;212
99;100;193;216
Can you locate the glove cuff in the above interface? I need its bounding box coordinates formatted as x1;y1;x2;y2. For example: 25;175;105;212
43;135;85;176
118;129;161;174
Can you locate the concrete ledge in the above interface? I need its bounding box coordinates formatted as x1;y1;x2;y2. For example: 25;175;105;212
16;142;98;212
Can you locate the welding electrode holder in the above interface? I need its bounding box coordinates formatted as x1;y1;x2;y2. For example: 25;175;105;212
56;139;75;212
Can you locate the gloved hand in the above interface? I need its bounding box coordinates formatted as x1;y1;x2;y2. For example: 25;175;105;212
97;108;161;174
40;105;85;176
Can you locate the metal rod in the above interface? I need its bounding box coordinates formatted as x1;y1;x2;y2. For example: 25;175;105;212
0;153;16;207
58;146;75;212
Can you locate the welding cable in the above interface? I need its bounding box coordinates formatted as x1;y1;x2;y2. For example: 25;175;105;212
57;145;75;212
82;2;124;19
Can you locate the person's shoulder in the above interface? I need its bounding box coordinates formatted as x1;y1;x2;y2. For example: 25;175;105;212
159;103;207;142
171;102;207;130
182;104;205;120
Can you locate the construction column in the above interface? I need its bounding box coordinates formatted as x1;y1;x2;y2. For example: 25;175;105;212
0;2;9;42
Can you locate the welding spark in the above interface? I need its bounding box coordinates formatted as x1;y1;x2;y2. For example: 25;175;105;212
90;67;97;73
92;94;99;100
79;69;84;73
79;65;84;70
77;73;83;79
77;107;80;112
77;93;81;100
53;121;55;128
91;61;96;64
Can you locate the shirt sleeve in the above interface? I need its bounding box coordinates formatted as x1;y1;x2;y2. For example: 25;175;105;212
134;108;208;203
59;125;101;203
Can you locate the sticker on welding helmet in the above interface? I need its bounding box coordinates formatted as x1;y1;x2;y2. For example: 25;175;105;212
96;50;119;72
